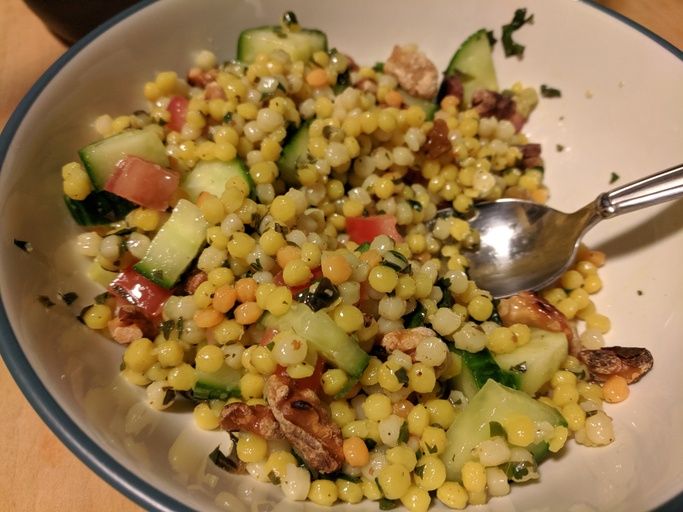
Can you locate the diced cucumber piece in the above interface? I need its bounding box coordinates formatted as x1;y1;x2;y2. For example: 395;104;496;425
442;379;566;481
277;122;310;186
493;329;568;396
237;27;327;64
261;304;369;378
399;90;438;121
78;129;169;189
64;190;135;225
192;364;242;401
182;158;254;201
443;28;499;106
134;199;208;288
453;349;519;400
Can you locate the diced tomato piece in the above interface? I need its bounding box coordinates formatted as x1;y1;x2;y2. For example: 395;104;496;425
345;215;403;245
104;156;179;211
258;328;278;346
108;267;172;318
273;267;323;295
275;355;325;394
167;95;189;132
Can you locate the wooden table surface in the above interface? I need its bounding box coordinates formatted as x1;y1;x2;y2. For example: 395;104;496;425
0;0;681;510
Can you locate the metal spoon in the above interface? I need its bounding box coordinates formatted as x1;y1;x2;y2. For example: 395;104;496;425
454;163;683;299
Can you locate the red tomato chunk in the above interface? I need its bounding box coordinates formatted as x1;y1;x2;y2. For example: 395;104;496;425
104;156;179;210
345;215;403;245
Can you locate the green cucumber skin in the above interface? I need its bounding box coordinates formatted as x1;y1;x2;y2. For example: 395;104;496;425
192;365;242;401
133;199;208;288
442;28;499;106
442;379;566;481
78;129;169;189
262;304;370;378
63;191;135;226
493;329;568;396
277;122;310;186
237;27;327;64
183;158;254;201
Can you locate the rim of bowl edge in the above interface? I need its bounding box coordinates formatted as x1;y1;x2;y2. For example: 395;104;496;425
0;1;680;512
0;3;191;511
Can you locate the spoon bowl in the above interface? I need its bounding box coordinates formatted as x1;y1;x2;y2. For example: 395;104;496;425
459;163;683;298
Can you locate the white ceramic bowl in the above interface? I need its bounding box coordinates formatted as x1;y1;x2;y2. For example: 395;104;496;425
1;1;682;510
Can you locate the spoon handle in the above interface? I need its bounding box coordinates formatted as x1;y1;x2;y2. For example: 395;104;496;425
596;162;683;218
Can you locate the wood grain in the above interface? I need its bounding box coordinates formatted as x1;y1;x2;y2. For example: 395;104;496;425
0;1;680;511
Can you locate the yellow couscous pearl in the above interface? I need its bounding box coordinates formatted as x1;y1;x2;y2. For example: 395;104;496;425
368;266;399;293
386;445;417;471
377;464;411;500
503;415;536;447
124;338;156;373
415;455;446;491
461;461;486;493
167;363;197;390
336;479;363;504
602;375;630;403
283;259;313;286
195;344;224;373
213;319;243;344
467;296;493;321
420;426;447;455
408;404;431;436
270;195;296;224
227;232;256;259
321;254;353;285
322;369;349;396
308;479;338;506
437;481;469;509
156;340;184;367
236;432;268;463
400;486;431;512
240;372;265;399
260;229;286;256
82;304;112;330
193;402;219;430
426;399;456;429
363;393;393;421
332;304;364;333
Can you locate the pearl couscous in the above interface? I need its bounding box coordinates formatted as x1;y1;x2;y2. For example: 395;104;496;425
63;11;653;511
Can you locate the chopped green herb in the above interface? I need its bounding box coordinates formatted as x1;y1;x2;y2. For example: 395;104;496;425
94;291;111;304
585;409;599;417
382;250;410;273
357;242;371;253
162;388;176;406
274;223;289;234
510;361;528;373
373;62;384;73
414;464;425;477
161;320;175;339
505;460;534;481
335;473;361;483
540;84;562;98
266;341;275;350
609;172;620;184
398;421;409;444
281;11;299;26
223;112;233;123
151;269;164;282
435;277;454;308
363;438;377;451
394;367;409;385
486;29;497;48
402;301;427;328
14;239;34;252
501;8;534;58
59;291;79;306
267;470;281;485
407;199;423;211
250;258;263;272
489;421;507;438
37;295;55;308
426;443;438;454
209;444;240;472
378;498;399;510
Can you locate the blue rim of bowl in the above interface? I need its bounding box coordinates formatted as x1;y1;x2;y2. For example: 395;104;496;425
0;1;681;511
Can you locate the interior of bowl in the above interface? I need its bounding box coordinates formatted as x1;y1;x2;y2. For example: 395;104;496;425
1;0;682;510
